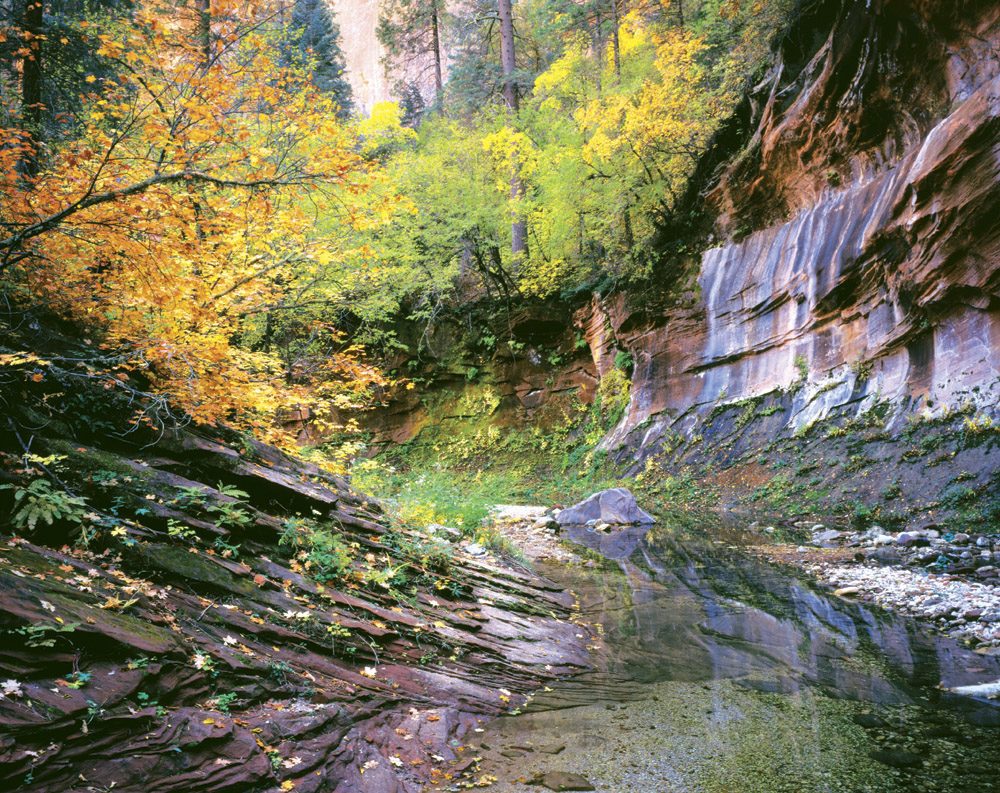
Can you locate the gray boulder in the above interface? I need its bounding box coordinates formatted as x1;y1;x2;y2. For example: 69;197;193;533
811;529;843;546
555;488;655;527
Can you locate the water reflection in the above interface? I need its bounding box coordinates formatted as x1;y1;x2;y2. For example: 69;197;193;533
542;521;1000;723
468;520;1000;792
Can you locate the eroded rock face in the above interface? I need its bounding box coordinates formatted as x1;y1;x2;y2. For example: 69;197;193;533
602;0;1000;456
357;3;999;482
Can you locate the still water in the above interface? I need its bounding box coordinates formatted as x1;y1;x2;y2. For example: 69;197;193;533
470;520;1000;792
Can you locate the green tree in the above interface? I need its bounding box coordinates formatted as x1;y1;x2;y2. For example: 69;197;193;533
287;0;353;115
377;0;447;113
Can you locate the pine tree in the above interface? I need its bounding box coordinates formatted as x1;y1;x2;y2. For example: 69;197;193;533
377;0;447;111
288;0;353;116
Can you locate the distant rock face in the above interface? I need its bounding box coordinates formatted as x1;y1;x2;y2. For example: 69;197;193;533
329;0;388;115
555;489;655;527
330;0;458;115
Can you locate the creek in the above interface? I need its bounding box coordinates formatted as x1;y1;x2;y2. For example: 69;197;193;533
467;518;1000;792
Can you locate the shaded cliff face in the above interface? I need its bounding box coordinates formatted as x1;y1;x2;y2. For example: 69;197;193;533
604;0;1000;454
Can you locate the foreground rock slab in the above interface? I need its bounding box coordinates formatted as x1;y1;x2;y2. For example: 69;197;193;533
0;331;593;793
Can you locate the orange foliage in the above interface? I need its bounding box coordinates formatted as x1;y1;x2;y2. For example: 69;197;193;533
0;0;386;444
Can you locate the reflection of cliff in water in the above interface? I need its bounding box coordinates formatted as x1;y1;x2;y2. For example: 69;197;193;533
537;522;1000;725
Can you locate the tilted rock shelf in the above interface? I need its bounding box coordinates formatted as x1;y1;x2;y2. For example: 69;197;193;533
0;347;590;793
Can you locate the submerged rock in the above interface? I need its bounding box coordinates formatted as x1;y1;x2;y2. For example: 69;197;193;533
870;749;923;769
536;771;596;791
555;488;655;527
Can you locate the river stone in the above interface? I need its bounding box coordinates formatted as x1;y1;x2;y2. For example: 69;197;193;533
539;772;596;791
870;749;922;769
427;523;461;538
555;488;655;526
493;505;549;521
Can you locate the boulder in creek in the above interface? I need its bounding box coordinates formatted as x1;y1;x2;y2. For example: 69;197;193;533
555;488;655;527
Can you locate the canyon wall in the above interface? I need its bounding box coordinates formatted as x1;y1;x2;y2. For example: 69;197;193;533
330;0;388;115
599;0;1000;457
329;0;455;115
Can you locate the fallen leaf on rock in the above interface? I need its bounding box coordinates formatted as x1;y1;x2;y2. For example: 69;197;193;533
1;679;24;698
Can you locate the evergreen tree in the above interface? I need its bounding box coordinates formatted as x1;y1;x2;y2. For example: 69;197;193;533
288;0;353;116
377;0;447;111
0;0;129;171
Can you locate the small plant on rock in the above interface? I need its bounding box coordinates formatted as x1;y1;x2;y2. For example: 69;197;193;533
1;479;89;533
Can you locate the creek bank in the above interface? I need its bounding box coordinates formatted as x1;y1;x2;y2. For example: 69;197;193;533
750;521;1000;656
0;323;595;793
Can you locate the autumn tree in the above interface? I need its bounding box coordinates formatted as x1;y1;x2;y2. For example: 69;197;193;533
0;0;387;443
0;0;127;173
497;0;528;263
401;1;794;298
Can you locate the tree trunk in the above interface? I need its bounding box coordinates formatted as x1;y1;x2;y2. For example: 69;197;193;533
20;0;44;175
610;0;629;246
194;0;211;64
430;0;444;107
497;0;527;262
610;0;623;83
497;0;518;113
